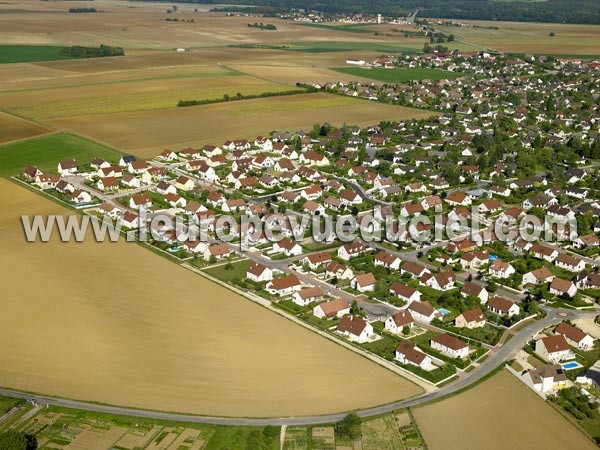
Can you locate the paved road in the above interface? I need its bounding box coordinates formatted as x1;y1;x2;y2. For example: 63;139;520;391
0;307;594;426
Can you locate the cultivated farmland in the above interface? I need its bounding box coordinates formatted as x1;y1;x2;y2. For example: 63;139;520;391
0;111;50;144
49;93;436;157
331;67;465;83
0;179;421;417
0;133;122;177
436;21;600;56
1;73;297;119
412;370;597;450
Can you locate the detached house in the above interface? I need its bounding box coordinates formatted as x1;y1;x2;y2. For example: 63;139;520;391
395;341;434;370
385;310;414;334
302;252;332;271
313;298;350;319
175;175;195;191
422;270;456;291
488;260;516;279
389;282;421;304
337;316;374;343
407;300;442;324
57;159;77;175
461;282;489;303
246;262;273;283
351;273;376;293
523;267;555;285
374;251;401;270
266;275;301;296
549;278;577;297
325;261;354;280
555;322;594;350
535;335;574;363
555;254;585;273
431;333;469;359
293;287;325;307
455;308;486;329
273;237;302;257
337;241;365;260
487;296;520;317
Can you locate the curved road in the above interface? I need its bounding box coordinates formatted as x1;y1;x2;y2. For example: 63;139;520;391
0;307;595;426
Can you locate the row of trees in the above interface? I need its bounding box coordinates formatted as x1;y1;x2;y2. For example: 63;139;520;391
133;0;600;25
59;45;124;58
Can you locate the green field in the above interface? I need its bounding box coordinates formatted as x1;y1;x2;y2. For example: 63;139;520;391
204;259;251;282
291;41;423;53
295;22;377;34
331;67;465;82
0;132;123;177
0;45;75;64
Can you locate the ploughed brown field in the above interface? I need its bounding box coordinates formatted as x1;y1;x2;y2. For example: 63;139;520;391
413;370;596;450
49;92;436;157
0;111;50;143
0;179;421;417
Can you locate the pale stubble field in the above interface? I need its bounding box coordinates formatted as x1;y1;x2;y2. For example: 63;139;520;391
0;179;422;417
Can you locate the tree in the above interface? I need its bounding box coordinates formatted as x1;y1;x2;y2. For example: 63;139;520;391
335;413;362;440
402;325;411;335
350;300;360;315
549;31;555;36
0;431;37;450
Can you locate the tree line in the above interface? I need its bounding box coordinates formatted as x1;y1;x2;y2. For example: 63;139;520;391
59;44;124;58
177;87;315;107
68;8;97;13
130;0;600;25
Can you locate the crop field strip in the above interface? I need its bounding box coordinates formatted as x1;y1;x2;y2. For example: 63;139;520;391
48;92;436;157
0;178;422;417
412;370;597;450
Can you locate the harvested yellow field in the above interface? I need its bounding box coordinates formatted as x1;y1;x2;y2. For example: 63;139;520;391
0;179;421;417
50;93;435;157
2;74;294;119
413;370;596;450
0;111;51;143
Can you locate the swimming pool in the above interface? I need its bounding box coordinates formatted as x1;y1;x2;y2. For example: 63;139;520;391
562;361;583;370
438;308;451;315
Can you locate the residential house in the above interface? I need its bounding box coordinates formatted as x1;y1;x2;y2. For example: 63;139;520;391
487;296;520;317
455;308;486;329
351;273;376;293
389;282;421;304
273;237;302;257
337;241;365;260
535;335;574;363
555;254;585;273
337;316;374;343
549;278;577;297
528;364;568;394
374;251;401;270
489;260;516;279
266;275;301;296
57;159;77;175
313;298;350;319
461;282;489;303
523;267;555;285
293;287;325;307
325;261;354;280
555;322;595;350
302;252;332;271
407;300;442;324
385;310;414;334
204;243;231;261
175;175;195;191
431;333;469;359
395;341;434;370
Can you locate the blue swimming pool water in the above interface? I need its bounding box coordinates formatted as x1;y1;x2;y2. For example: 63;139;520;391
438;308;451;315
562;361;582;370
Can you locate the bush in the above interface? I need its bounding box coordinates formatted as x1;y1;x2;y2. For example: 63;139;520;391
336;413;362;440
